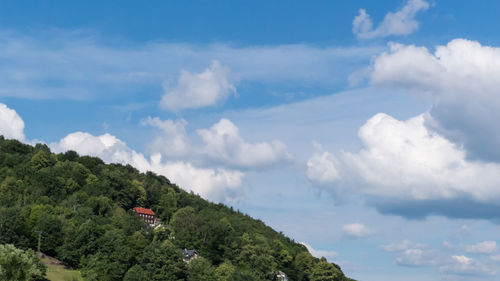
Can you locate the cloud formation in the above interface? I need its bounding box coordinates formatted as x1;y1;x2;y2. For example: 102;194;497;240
342;223;371;238
50;131;243;202
307;112;500;218
382;240;497;277
465;241;498;255
197;118;291;168
306;143;341;184
0;30;379;101
142;117;291;169
160;61;236;112
353;0;429;39
141;117;190;158
371;39;500;162
0;103;25;141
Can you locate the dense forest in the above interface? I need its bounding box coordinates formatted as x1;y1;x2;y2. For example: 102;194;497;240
0;136;355;281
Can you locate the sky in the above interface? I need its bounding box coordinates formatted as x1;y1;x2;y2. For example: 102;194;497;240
2;0;500;280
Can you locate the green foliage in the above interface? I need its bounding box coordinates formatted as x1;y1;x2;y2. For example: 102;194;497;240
214;260;235;281
140;241;187;281
0;137;354;281
123;265;147;281
310;257;343;281
0;244;46;281
187;257;216;281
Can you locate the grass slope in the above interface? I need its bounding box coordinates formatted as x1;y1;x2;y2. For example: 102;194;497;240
39;254;83;281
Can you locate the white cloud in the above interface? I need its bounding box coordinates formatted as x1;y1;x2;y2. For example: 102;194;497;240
382;240;497;277
141;117;190;158
0;103;26;141
353;0;429;39
300;242;338;261
159;60;235;111
197;118;291;168
147;154;243;202
140;116;291;169
381;240;426;252
311;112;500;205
342;223;371;238
371;39;500;161
396;248;443;267
465;241;498;255
440;255;496;276
50;132;244;202
306;143;341;184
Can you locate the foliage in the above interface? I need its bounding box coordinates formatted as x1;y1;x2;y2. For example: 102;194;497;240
0;244;46;281
0;137;354;281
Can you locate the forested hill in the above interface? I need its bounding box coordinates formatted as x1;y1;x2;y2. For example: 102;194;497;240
0;136;355;281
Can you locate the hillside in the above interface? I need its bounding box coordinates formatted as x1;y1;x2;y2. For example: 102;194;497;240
0;137;355;281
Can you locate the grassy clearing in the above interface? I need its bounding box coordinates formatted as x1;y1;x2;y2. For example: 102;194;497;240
45;263;83;281
39;254;83;281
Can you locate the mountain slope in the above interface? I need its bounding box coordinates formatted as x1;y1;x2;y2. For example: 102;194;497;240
0;137;355;281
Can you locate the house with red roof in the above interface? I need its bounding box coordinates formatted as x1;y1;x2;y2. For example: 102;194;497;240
133;207;157;225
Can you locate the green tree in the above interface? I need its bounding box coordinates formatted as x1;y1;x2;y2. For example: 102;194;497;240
140;240;187;281
237;233;277;280
0;207;30;247
171;206;200;249
294;251;314;281
0;244;46;281
123;265;147;281
187;257;216;281
214;260;235;281
158;187;177;222
310;257;342;281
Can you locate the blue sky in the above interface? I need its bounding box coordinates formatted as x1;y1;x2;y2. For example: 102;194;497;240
2;1;500;280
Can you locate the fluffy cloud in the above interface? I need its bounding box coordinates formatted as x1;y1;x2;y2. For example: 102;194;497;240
371;39;500;161
465;241;498;255
344;113;500;201
307;112;500;218
300;242;338;261
306;144;341;184
353;0;429;39
0;103;26;141
197;118;291;168
342;223;371;238
50;132;243;202
160;61;235;112
141;117;291;169
141;117;190;158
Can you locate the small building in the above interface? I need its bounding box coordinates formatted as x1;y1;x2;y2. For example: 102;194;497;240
277;271;289;281
181;248;198;263
133;207;156;225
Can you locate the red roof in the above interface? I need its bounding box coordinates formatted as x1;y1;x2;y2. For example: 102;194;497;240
133;207;155;216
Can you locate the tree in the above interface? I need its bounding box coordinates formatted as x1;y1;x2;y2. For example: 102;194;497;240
187;257;216;281
0;244;46;281
170;206;200;249
123;265;147;281
0;207;30;247
310;257;342;281
140;240;187;281
158;187;177;222
33;212;63;256
215;260;235;281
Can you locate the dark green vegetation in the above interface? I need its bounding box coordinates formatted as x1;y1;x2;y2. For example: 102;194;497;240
0;244;46;281
0;137;355;281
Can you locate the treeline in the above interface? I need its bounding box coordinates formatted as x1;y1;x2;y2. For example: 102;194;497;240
0;137;355;281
